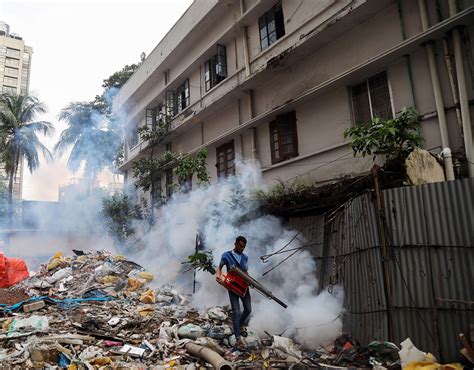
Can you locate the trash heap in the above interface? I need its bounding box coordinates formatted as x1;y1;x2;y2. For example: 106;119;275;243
0;250;468;369
0;250;321;369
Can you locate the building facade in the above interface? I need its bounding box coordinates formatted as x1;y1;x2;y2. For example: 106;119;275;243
113;0;474;203
0;21;33;200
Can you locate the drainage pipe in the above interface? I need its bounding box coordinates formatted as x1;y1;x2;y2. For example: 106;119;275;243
441;147;455;180
242;27;251;77
185;342;233;370
448;0;474;177
418;0;450;149
247;90;258;165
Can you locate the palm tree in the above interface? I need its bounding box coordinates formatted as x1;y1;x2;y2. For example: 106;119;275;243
55;102;120;184
0;93;54;227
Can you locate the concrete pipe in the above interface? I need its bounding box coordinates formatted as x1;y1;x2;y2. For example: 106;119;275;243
185;342;233;370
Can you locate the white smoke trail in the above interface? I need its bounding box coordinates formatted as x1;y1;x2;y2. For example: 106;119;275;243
134;159;344;347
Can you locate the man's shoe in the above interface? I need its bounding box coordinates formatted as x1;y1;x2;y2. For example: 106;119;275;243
235;337;246;351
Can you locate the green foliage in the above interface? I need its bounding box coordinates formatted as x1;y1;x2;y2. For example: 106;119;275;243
57;61;139;178
344;107;423;162
102;64;139;90
174;149;209;185
56;102;121;180
101;192;149;246
132;152;174;193
0;92;54;226
182;251;216;275
132;115;209;202
93;64;139;114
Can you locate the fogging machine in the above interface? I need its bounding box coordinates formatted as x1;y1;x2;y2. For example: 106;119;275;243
219;265;287;309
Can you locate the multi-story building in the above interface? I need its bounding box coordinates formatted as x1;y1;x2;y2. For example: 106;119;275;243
0;21;33;200
113;0;474;204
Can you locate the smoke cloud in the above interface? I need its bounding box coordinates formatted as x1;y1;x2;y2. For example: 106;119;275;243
133;159;344;347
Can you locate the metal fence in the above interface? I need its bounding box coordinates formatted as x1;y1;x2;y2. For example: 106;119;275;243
288;178;474;362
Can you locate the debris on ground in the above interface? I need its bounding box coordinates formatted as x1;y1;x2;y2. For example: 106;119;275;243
0;250;459;369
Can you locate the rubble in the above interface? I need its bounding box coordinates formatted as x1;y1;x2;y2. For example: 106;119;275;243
1;249;456;369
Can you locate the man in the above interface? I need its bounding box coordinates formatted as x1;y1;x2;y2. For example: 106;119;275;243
216;236;251;351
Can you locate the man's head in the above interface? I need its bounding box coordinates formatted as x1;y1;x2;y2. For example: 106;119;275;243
234;236;247;254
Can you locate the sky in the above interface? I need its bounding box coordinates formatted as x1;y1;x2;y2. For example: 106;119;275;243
1;0;193;201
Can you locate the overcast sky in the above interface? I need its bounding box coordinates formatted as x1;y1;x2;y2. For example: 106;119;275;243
1;0;193;201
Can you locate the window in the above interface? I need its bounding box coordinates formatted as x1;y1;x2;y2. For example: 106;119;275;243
5;58;19;67
269;111;298;164
216;140;235;179
165;168;173;198
165;91;176;117
6;48;20;59
3;76;17;87
4;67;17;77
22;52;30;64
151;176;162;206
146;108;156;128
176;79;190;113
259;1;285;50
128;124;139;148
179;174;192;193
204;45;227;92
2;86;16;94
164;79;190;117
351;71;393;124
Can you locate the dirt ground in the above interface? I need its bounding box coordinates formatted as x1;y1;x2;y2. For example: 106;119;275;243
0;288;29;305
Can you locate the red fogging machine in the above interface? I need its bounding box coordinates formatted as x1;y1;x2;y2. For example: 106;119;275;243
218;265;287;309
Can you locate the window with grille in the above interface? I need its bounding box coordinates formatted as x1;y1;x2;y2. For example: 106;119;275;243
151;176;162;206
351;72;393;125
259;1;285;50
269;111;298;164
216;141;235;179
204;45;227;92
128;124;139;148
164;79;190;117
165;168;173;198
176;79;190;113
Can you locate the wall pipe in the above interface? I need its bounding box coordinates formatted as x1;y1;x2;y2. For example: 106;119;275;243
418;0;450;148
441;148;455;180
185;342;233;370
435;1;464;142
448;0;474;177
418;0;455;179
242;27;251;77
248;90;258;165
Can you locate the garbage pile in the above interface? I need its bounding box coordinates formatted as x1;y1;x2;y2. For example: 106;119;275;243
0;250;468;369
0;250;318;369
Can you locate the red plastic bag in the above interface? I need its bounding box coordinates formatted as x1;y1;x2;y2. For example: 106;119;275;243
0;252;29;288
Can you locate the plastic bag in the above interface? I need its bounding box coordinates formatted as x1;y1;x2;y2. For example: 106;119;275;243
0;253;29;288
140;289;156;304
7;315;49;337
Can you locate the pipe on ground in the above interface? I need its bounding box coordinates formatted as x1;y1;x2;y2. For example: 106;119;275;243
185;342;233;370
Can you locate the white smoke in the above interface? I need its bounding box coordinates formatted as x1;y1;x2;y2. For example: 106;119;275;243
133;159;344;348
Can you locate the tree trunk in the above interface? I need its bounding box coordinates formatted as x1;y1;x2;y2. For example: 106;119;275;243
7;167;15;228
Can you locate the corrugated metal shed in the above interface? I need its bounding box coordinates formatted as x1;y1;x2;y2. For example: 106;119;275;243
288;178;474;362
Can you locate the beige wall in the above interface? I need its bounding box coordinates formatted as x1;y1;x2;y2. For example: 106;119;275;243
116;0;474;197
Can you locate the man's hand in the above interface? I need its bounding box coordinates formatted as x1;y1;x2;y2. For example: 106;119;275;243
216;273;226;283
215;266;226;284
